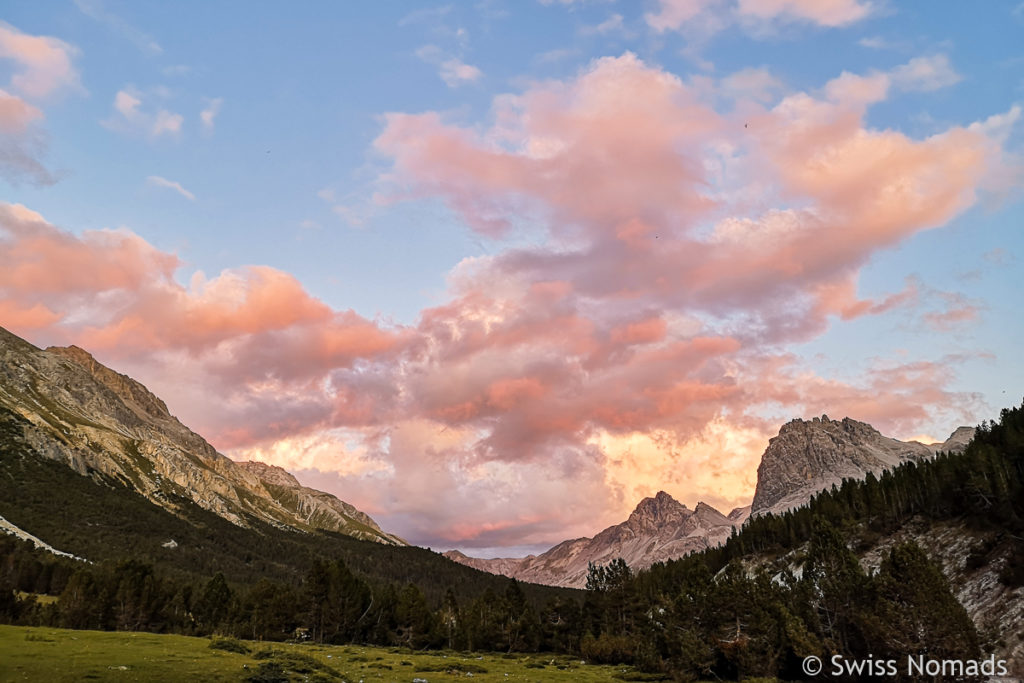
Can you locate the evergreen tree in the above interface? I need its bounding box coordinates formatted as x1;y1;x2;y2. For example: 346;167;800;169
859;541;981;676
802;519;867;658
197;572;232;633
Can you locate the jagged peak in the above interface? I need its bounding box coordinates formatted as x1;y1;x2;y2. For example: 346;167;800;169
777;414;880;436
633;490;686;511
628;491;690;526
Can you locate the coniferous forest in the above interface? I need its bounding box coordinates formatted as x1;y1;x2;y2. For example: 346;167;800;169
2;401;1022;680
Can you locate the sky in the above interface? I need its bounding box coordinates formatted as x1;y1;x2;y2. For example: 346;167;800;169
0;1;1022;558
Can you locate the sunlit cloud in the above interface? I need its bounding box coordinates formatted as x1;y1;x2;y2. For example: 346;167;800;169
0;44;1014;549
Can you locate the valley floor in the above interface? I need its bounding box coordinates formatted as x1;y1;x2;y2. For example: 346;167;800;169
0;625;759;683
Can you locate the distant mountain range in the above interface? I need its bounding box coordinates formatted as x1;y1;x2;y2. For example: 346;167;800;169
446;494;750;588
0;326;403;546
446;415;973;588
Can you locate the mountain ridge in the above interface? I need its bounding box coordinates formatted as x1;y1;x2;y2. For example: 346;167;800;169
444;490;748;588
0;325;402;546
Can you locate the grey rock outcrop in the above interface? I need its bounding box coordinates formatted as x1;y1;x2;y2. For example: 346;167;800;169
751;415;974;517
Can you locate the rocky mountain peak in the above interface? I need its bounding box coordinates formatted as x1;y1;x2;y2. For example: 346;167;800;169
752;415;972;517
447;492;743;588
628;490;690;528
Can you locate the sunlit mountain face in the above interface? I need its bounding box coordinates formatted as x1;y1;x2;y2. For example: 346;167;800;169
1;1;1021;555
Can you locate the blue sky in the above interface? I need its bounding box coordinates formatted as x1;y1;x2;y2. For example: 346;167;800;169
1;1;1022;553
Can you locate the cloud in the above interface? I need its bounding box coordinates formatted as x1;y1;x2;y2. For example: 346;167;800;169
858;35;888;49
2;51;1011;550
0;21;81;99
72;0;162;55
922;291;983;331
415;45;483;87
890;54;961;92
398;5;454;27
200;97;222;131
581;13;627;36
439;58;483;87
0;202;406;444
104;87;183;138
736;0;873;27
146;175;195;201
152;109;183;136
720;66;783;102
0;23;81;185
534;48;580;65
645;0;872;36
0;88;56;186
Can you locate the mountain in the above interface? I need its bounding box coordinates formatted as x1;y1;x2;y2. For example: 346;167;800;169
449;416;972;588
444;492;748;588
0;325;401;545
751;415;974;517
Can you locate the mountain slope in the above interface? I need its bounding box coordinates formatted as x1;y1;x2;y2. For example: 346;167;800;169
751;415;973;516
0;390;577;608
0;325;401;545
237;461;406;545
445;492;747;588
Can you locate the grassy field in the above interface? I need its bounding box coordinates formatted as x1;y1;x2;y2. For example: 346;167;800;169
0;625;670;682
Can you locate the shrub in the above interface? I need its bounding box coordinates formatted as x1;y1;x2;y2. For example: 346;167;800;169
209;637;251;654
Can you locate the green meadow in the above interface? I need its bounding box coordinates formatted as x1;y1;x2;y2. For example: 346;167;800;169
0;625;697;682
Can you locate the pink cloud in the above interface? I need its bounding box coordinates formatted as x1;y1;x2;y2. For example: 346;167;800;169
0;89;42;133
0;22;80;99
376;53;720;238
736;0;872;27
0;202;406;448
0;23;80;185
645;0;871;35
0;51;1010;550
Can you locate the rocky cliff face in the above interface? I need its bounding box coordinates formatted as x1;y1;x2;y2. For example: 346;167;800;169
444;491;747;588
0;326;403;546
237;461;405;545
751;416;973;517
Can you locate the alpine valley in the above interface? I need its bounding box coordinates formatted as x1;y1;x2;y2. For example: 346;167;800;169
1;325;1022;679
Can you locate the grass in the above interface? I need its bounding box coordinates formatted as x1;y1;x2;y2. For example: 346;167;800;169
0;625;670;682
